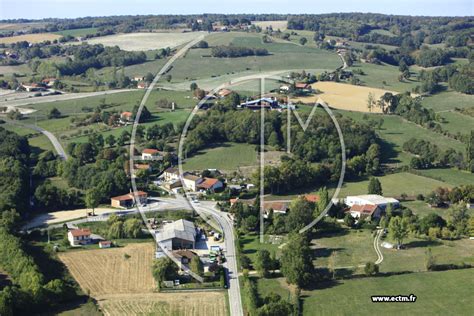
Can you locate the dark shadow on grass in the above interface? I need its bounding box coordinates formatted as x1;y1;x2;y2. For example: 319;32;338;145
404;239;442;248
314;247;345;258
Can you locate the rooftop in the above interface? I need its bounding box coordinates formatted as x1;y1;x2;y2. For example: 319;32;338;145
111;191;147;201
142;148;160;154
347;195;399;205
69;228;91;237
197;177;220;189
157;219;196;243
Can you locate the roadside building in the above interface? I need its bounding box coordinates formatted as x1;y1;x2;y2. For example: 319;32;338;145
217;88;233;98
137;81;147;89
157;219;197;250
182;173;202;191
68;228;91;246
163;167;180;182
110;191;148;208
263;201;289;217
197;177;224;193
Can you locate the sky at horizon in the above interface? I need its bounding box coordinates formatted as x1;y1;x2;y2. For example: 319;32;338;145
0;0;473;20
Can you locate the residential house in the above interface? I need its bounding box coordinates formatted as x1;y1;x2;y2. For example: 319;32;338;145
346;204;381;220
263;201;289;218
163;167;180;182
137;81;147;89
239;97;279;110
156;219;197;250
141;148;162;160
197;177;224;193
217;88;233;98
133;76;145;82
110;191;148;208
68;228;91;246
182;173;202;191
41;78;57;87
120;111;134;124
294;82;311;91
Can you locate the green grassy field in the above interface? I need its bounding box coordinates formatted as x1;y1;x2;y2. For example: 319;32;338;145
169;34;341;83
438;110;474;135
337;172;451;197
421;90;474;112
402;200;474;219
312;229;377;270
240;233;281;266
302;269;474;315
54;27;98;37
183;142;258;171
411;168;474;186
349;62;419;93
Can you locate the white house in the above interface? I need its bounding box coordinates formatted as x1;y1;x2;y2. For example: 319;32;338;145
163;167;180;182
68;228;91;246
345;195;399;210
182;173;202;191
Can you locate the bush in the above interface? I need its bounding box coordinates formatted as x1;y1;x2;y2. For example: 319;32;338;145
364;262;379;276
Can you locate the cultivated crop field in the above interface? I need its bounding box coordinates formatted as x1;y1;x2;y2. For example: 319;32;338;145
98;292;227;316
0;33;62;44
293;81;397;113
58;243;156;296
86;32;204;51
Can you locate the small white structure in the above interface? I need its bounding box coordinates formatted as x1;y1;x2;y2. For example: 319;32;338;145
68;228;91;246
141;148;162;160
345;195;399;209
99;240;112;248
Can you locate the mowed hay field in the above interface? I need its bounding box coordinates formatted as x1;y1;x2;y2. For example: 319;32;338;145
0;33;62;44
293;82;397;113
58;243;227;316
98;293;227;316
86;32;204;51
58;243;156;296
252;20;288;30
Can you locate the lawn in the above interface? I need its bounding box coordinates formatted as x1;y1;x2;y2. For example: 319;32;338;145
402;200;474;219
240;233;281;266
302;269;474;315
183;142;258;172
312;228;377;271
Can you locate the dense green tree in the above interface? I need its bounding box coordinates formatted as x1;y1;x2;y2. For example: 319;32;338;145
280;233;314;288
368;177;383;195
286;197;314;232
152;257;178;285
389;216;409;249
123;218;142;238
255;249;272;277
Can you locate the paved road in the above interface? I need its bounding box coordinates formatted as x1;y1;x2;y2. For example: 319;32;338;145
192;200;243;316
0;88;135;108
7;120;68;160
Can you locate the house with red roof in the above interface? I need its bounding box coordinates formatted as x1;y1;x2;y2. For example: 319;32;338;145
141;148;162;160
67;228;91;246
110;191;148;208
120;111;134;124
197;177;224;193
346;204;381;220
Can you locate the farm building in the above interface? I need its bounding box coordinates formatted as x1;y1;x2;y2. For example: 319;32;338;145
157;219;197;250
346;204;382;220
141;148;162;160
345;195;399;210
110;191;148;208
21;83;45;92
295;82;311;90
197;177;224;193
238;97;279;110
68;228;91;246
120;111;133;124
41;77;57;87
182;173;202;191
